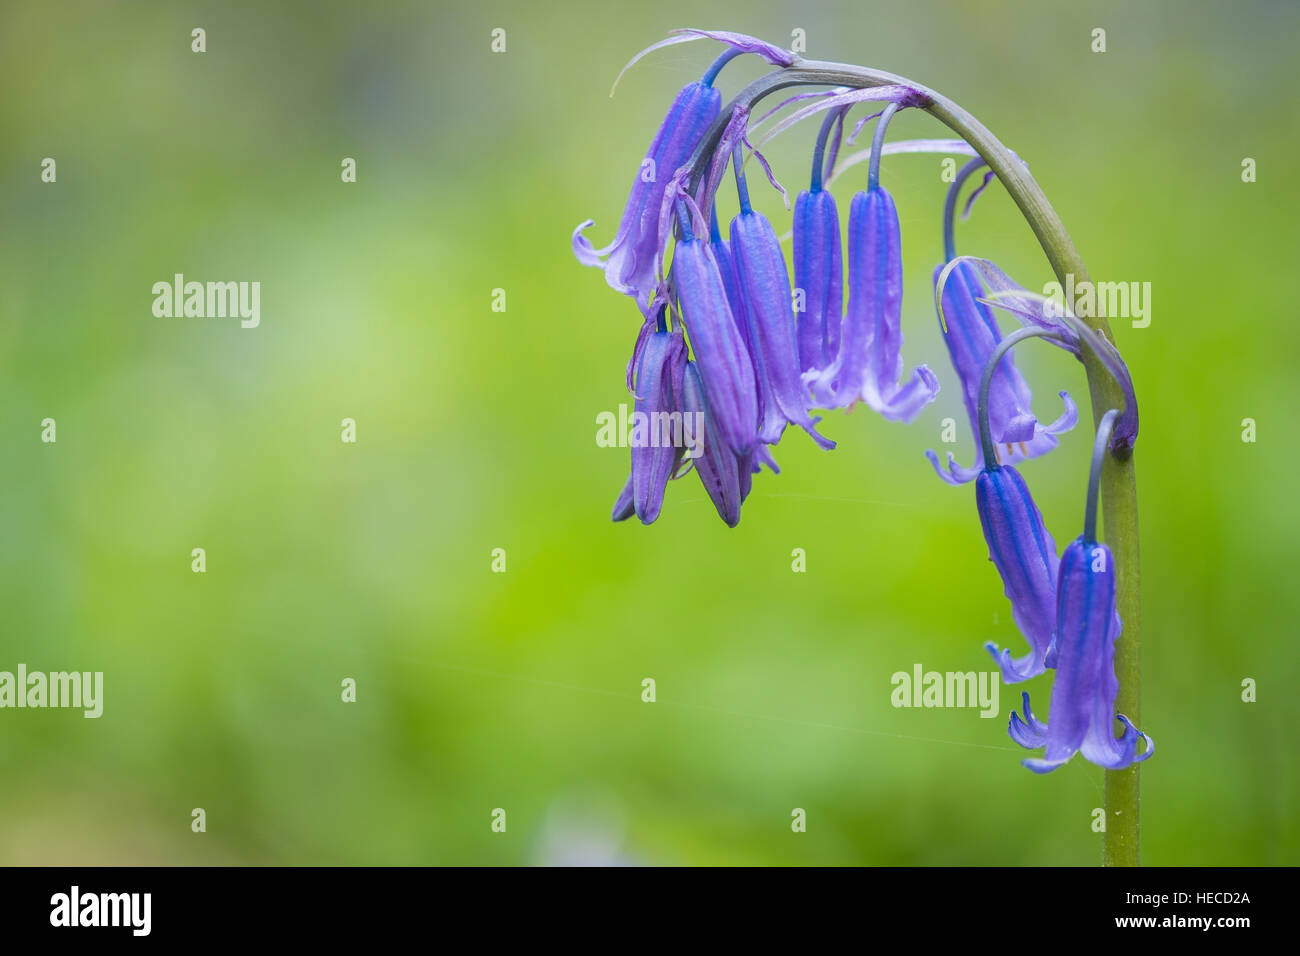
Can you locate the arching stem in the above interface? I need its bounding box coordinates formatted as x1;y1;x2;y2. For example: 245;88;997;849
867;102;899;191
1085;409;1121;543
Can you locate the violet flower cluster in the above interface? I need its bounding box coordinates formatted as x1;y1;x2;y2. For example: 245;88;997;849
573;30;1151;774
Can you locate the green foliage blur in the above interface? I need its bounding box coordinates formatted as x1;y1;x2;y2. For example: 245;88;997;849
0;0;1295;865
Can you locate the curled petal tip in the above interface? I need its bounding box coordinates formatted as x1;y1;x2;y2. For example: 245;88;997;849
572;219;607;268
1047;391;1079;434
611;477;635;522
866;365;941;424
1021;756;1070;774
804;415;837;450
755;444;781;475
1008;714;1039;751
1008;693;1048;750
1116;715;1155;763
984;642;1045;685
924;448;979;485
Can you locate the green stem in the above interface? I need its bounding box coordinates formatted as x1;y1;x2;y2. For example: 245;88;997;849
691;58;1141;865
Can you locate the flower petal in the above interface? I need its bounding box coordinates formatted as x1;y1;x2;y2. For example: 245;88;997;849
682;362;744;526
674;238;760;455
976;465;1059;684
574;81;721;308
667;28;797;67
927;261;1079;479
925;448;983;486
611;475;635;522
793;187;843;372
1009;538;1153;772
730;207;835;449
629;331;688;523
809;186;938;423
944;255;1139;454
754;85;929;151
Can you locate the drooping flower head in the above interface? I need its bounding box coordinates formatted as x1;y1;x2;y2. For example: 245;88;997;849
581;35;968;525
582;30;1151;808
1008;409;1152;772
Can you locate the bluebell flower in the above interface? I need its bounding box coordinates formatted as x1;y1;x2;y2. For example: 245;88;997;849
575;31;797;314
925;157;1079;484
803;104;939;422
926;260;1077;484
681;361;751;526
573;81;720;312
672;219;759;456
939;255;1139;455
977;465;1060;683
805;184;939;421
611;327;688;524
793;185;842;373
1009;537;1153;773
707;209;751;352
729;166;835;450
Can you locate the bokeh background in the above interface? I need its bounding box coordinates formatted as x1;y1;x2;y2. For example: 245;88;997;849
1;0;1295;865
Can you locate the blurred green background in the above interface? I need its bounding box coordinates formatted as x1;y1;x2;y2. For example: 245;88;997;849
1;0;1295;865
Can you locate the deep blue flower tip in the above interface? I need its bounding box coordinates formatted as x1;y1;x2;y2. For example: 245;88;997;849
611;477;635;522
682;361;745;527
1116;715;1154;762
1008;695;1048;750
